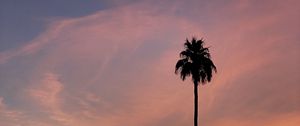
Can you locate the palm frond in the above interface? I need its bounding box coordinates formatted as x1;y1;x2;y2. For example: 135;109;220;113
184;39;192;51
175;58;187;74
200;71;207;84
202;57;217;82
180;62;192;80
196;39;204;48
180;50;192;58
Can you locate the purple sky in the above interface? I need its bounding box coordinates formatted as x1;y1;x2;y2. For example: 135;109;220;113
0;0;300;126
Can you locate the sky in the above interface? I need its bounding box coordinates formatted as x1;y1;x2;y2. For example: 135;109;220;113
0;0;299;126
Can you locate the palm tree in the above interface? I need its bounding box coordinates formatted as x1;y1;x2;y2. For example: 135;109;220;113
175;37;216;126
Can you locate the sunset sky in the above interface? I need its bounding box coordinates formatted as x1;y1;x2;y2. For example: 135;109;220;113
0;0;300;126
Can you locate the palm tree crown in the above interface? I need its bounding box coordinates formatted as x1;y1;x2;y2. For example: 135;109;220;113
175;37;217;84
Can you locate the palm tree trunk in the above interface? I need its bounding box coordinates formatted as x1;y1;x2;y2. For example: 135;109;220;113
194;82;198;126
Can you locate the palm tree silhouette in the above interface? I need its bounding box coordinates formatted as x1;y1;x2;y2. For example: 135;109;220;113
175;37;216;126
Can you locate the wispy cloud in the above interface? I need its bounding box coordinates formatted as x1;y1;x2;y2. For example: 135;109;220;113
0;97;25;125
28;73;73;125
0;21;71;64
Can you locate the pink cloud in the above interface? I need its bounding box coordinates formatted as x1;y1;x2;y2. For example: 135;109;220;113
28;73;74;125
15;3;203;125
29;73;63;108
0;97;25;125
